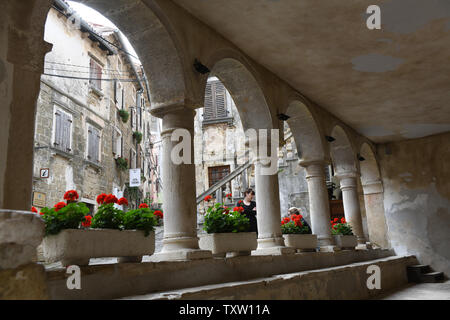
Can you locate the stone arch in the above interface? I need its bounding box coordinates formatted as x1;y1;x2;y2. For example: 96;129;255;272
285;99;326;162
359;142;382;190
358;142;389;248
0;0;189;209
329;125;358;175
205;57;273;131
71;0;188;111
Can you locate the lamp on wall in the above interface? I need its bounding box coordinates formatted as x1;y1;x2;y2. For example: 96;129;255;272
277;113;290;121
193;59;210;74
325;135;336;142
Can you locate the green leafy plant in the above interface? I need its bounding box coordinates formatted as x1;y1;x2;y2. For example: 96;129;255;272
41;202;90;236
133;131;143;144
331;218;354;235
91;203;124;230
122;207;158;236
203;203;250;234
118;109;129;123
115;156;128;171
281;214;311;234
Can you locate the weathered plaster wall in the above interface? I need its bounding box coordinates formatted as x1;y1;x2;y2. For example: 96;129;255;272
378;132;450;276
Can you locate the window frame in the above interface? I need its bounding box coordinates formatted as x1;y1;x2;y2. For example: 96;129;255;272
86;123;102;164
51;105;73;154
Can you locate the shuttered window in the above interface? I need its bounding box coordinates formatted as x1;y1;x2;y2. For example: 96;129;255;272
89;58;102;91
87;125;101;163
53;108;72;153
115;81;123;109
112;129;122;157
203;80;228;121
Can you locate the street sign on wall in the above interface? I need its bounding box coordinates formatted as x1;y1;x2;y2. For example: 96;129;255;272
129;168;141;187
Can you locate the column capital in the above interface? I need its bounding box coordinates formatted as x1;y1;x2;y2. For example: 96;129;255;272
300;160;328;180
150;100;196;119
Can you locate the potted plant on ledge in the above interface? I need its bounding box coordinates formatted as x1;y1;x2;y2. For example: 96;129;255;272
331;217;357;250
281;213;318;252
40;191;158;266
118;109;129;123
199;202;257;258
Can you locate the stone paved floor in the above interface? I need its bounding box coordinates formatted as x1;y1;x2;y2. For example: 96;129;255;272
373;280;450;300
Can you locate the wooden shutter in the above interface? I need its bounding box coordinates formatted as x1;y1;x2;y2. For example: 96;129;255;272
214;81;227;118
112;130;117;155
121;88;124;109
54;110;62;147
204;82;214;120
92;127;100;163
114;80;117;104
87;127;93;160
61;112;72;152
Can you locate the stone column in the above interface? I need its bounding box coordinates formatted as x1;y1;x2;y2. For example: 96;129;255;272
301;160;337;251
153;106;211;261
363;180;389;248
0;210;48;299
338;172;368;249
252;157;295;255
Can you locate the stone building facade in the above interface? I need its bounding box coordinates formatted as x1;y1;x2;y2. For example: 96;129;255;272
32;5;162;214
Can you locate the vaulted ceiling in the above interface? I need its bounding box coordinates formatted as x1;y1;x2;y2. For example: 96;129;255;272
174;0;450;143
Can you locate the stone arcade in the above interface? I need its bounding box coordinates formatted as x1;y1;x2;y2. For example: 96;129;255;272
0;0;449;300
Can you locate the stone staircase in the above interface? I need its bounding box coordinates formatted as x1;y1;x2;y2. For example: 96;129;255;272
406;264;445;283
44;249;419;300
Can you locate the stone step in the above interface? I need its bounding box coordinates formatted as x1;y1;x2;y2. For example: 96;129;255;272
406;264;445;283
119;255;419;300
45;248;400;299
419;272;445;283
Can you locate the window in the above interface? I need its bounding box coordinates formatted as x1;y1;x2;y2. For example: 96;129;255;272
87;124;101;163
89;58;102;91
204;80;228;121
115;81;123;109
130;149;136;169
53;107;72;153
112;128;122;158
208;165;230;187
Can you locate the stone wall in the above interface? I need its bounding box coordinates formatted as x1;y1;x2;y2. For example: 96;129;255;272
378;131;450;276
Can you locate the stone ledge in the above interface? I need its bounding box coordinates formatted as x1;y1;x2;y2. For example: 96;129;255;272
122;255;418;300
45;248;396;299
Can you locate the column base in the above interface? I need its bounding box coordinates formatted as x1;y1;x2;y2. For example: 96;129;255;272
318;245;340;252
152;249;212;262
356;243;373;250
251;246;296;256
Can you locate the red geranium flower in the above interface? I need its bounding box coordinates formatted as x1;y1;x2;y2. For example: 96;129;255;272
283;217;290;224
154;210;163;219
118;197;128;206
96;193;107;204
233;206;244;213
54;202;66;212
104;194;118;204
64;190;79;202
225;193;232;198
341;218;346;224
294;219;303;227
81;215;92;228
238;200;243;204
139;203;149;209
31;206;38;214
204;195;212;202
333;218;339;223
